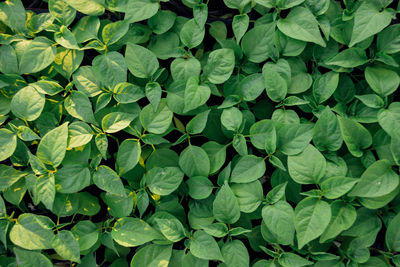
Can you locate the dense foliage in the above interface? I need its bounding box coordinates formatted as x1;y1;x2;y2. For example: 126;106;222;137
1;0;400;266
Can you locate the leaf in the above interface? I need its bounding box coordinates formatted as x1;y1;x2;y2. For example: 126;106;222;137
294;198;331;249
348;159;399;198
239;73;265;101
146;167;184;195
221;107;242;132
52;230;80;262
125;43;159;78
312;107;342;151
320;176;358;199
386;212;400;252
262;59;290;102
378;102;400;139
150;212;186;242
0;129;17;162
241;23;275;63
313;72;339;104
179;145;210;177
230;155;266;183
0;0;26;32
288;145;326;184
190;231;224;261
277;123;314;155
64;91;97;125
278;252;313;267
277;7;325;47
233;14;249;44
102;112;136;133
14;247;52;267
116;139;141;175
180;19;205;49
262;201;295;245
102;20;129;46
337;116;372;157
186;176;214;200
131;244;172;267
55;164;91;193
18;37;57;74
111;217;162;247
71;221;99;251
49;0;76;26
349;0;393;47
183;76;211;113
63;0;105;16
221;240;250;267
37;123;69;167
213;182;241;224
325;48;368;68
92;52;127;89
124;0;159;23
9;213;55;250
187;110;210;135
93;165;126;197
320;201;356;243
171;57;201;81
11;86;45;121
365;66;400;97
113;82;145;104
204;48;235;85
140;99;173;134
377;24;400;54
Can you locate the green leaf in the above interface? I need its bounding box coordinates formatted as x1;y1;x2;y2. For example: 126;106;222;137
365;66;400;97
377;24;400;54
213;182;240;224
145;82;162;111
262;201;295;245
221;107;242;132
277;124;314;155
0;0;26;32
171;57;201;81
116;139;141;175
337;116;372;157
179;145;210;177
0;129;17;162
93;52;127;89
102;112;136;133
262;59;290;102
102;20;129;46
131;244;172;267
313;72;339;104
150;212;186;242
239;73;265;101
312;107;342;151
249;119;276;152
231;180;263;213
233;14;249;44
320;176;358;199
37;123;69;167
72;16;99;42
288;145;326;184
241;23;275;63
355;94;384;109
124;0;159;23
113;82;145;104
348;159;399;198
18;37;57;74
230;155;266;183
64;91;97;125
320;200;356;243
278;252;313;267
221;240;250;267
146;167;184;196
125;43;159;78
190;230;224;261
14;247;52;267
93;165;126;197
187;110;210;135
204;48;235;85
71;221;99;251
10;213;55;250
63;0;105;16
277;7;326;47
183;76;211;113
52;230;80;262
111;217;162;247
325;48;368;68
180;19;205;49
349;0;393;47
11;86;45;121
55;164;91;193
49;0;76;26
149;10;177;35
140;99;173;134
378;102;400;139
186;176;213;200
386;212;400;252
294;198;331;249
